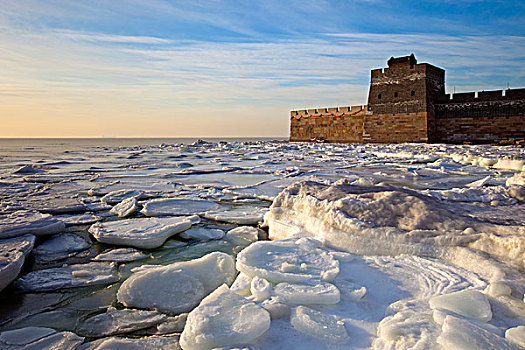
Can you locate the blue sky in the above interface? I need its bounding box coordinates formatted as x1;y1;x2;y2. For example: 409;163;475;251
1;0;524;137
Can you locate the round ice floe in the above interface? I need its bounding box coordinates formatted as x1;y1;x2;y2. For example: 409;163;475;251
117;252;236;314
179;227;225;240
88;215;199;249
0;210;65;239
274;280;340;305
0;234;35;292
291;306;349;345
180;284;271;350
429;289;492;322
15;262;119;292
118;269;205;314
236;239;339;283
141;198;219;216
250;276;272;301
110;197;138;218
76;307;167;337
0;327;83;349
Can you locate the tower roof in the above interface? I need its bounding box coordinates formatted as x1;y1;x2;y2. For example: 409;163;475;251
387;53;417;67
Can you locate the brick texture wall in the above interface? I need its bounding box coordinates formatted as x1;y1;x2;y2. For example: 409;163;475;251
290;106;365;142
363;112;429;143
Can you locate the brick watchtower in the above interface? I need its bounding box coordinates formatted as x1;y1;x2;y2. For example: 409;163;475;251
365;54;445;142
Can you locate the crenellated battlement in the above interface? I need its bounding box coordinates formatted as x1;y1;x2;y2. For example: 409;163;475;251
290;105;365;120
437;88;525;103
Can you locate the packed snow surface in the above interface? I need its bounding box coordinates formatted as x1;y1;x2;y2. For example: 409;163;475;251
0;140;524;350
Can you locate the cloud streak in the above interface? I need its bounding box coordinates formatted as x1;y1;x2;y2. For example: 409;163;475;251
0;1;524;137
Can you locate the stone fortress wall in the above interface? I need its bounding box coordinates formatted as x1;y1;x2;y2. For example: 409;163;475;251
290;54;525;143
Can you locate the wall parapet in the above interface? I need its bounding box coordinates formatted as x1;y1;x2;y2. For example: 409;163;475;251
436;88;525;103
290;105;366;120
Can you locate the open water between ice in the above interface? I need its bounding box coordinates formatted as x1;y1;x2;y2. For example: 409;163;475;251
0;138;524;349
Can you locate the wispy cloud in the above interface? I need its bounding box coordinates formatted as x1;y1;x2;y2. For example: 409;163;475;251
0;1;524;137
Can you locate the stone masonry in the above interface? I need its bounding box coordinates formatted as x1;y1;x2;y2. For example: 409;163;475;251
290;54;525;143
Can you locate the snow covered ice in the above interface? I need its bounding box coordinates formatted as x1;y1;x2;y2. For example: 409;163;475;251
0;210;65;239
291;305;350;345
236;238;340;283
141;198;220;216
76;307;167;337
0;234;35;292
88;215;199;249
180;284;271;350
14;261;119;292
117;252;236;313
0;139;524;350
0;327;84;349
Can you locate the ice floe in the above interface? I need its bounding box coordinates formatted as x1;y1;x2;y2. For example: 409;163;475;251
0;210;65;239
79;335;181;349
429;289;492;322
76;307;167;337
141;198;219;216
101;189;144;205
273;280;340;305
505;326;525;348
88;215;199;249
236;238;339;283
15;262;119;292
92;248;148;262
250;276;272;301
291;306;350;345
110;197;138;217
437;315;520;350
0;234;35;292
179;227;225;240
226;226;260;244
33;233;91;263
180;284;271;350
117;252;235;314
55;213;101;226
204;208;267;225
0;327;84;349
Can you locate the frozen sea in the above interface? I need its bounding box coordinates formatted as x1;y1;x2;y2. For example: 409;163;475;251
0;138;524;349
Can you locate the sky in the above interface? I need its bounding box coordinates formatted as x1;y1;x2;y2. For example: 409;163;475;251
0;0;524;138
